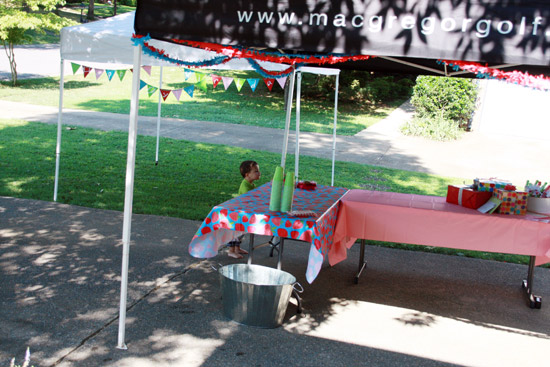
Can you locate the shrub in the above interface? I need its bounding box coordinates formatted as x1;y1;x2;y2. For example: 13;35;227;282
411;76;478;128
301;71;414;105
400;113;464;141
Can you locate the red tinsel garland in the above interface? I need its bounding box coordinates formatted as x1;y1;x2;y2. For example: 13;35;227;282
441;59;550;90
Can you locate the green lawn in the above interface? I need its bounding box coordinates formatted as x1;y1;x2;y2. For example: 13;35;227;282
0;118;538;267
0;71;406;136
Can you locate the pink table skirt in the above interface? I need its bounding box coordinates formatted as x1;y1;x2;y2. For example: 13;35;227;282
331;189;550;266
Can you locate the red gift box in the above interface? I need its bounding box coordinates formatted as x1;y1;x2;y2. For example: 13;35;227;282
446;185;492;209
493;188;528;215
297;181;317;190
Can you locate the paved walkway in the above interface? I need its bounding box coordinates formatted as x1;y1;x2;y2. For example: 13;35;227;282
2;98;549;187
2;195;550;367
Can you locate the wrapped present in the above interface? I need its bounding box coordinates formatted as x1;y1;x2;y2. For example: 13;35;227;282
475;178;510;193
493;188;528;215
446;185;492;209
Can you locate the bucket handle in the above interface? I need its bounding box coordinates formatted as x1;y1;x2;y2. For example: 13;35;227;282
211;263;223;272
293;282;304;294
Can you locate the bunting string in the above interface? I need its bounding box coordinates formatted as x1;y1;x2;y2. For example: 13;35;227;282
68;61;290;102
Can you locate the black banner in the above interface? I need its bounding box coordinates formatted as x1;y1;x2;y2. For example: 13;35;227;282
135;0;550;66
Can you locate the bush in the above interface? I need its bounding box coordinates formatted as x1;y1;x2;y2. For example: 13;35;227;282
411;76;478;128
400;113;464;141
301;71;414;105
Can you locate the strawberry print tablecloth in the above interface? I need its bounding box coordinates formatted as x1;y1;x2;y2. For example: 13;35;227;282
188;182;348;283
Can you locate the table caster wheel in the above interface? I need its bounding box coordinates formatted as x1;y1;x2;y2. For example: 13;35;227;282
529;295;542;309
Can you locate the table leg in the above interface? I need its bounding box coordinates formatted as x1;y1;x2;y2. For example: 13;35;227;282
277;238;285;270
355;239;367;284
522;255;542;309
247;234;255;265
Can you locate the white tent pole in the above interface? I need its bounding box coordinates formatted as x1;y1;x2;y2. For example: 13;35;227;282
331;73;340;186
155;66;163;165
294;71;302;181
117;44;142;350
53;59;65;202
280;67;296;169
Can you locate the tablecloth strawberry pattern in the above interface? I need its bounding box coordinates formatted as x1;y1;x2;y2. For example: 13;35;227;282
188;182;348;283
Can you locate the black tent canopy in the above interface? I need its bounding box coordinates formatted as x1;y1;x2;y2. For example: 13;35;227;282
134;0;550;76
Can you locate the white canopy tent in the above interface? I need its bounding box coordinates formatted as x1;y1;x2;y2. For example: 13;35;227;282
57;11;341;349
56;11;299;197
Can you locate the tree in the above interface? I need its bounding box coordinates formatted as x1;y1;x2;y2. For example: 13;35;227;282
0;0;74;86
87;0;94;21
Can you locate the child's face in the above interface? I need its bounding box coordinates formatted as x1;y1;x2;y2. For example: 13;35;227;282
245;164;261;182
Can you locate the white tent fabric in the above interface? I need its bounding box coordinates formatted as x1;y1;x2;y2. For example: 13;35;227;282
55;11;292;200
57;11;341;349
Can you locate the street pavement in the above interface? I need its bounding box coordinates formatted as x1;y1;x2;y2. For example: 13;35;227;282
2;45;550;367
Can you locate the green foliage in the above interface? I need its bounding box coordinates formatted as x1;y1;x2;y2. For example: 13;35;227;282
400;113;463;141
302;71;414;105
410;75;478;127
0;0;76;85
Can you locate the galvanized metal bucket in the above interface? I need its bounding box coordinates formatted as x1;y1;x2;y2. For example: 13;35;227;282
219;264;299;328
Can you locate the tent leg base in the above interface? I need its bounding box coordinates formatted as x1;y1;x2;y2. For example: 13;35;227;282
116;343;128;350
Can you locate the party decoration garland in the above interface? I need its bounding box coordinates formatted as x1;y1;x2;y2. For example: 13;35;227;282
131;34;374;78
438;60;550;91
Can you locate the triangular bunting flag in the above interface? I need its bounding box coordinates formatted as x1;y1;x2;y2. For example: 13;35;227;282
197;79;208;92
147;85;158;97
247;78;259;92
184;85;195;98
264;78;275;91
184;70;194;81
139;80;147;90
95;68;104;80
117;69;127;81
71;62;81;74
222;76;234;90
235;78;245;92
276;76;288;89
142;65;152;75
106;70;116;81
160;89;171;101
211;74;222;88
83;66;92;78
195;73;205;83
172;89;182;101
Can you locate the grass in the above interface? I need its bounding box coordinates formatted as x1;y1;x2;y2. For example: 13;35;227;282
0;118;539;267
0;72;406;136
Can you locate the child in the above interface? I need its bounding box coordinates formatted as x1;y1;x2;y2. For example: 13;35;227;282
228;160;261;259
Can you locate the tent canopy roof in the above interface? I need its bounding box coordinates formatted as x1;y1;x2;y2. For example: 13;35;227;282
59;11;292;72
134;0;550;76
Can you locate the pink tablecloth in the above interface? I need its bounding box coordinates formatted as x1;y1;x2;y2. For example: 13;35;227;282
331;189;550;266
189;182;348;283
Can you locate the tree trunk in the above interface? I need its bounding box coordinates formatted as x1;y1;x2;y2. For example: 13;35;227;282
87;1;95;21
113;0;117;16
2;41;17;86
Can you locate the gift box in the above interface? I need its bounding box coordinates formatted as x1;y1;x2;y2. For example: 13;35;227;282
476;179;510;193
446;185;492;209
493;188;528;215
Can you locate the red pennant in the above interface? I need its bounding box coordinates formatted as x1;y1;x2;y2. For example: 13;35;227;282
83;66;92;78
264;78;275;91
160;89;171;101
211;74;222;88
